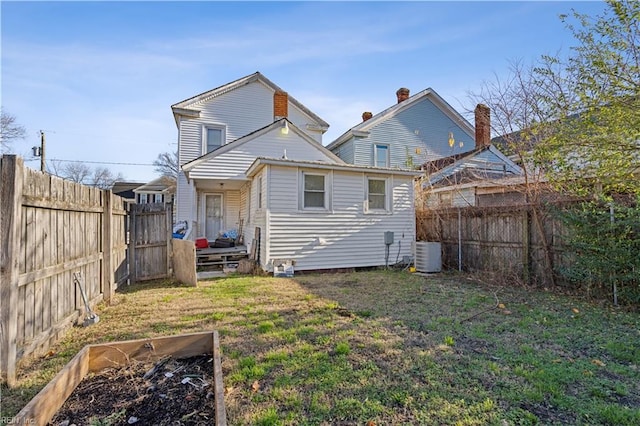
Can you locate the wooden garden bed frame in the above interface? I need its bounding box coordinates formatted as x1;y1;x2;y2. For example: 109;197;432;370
13;331;227;425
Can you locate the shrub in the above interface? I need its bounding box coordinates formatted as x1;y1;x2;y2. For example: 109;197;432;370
555;198;639;306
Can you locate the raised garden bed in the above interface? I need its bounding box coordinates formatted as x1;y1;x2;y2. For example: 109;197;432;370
13;331;226;425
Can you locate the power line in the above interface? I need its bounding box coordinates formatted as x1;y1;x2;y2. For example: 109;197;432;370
47;158;156;167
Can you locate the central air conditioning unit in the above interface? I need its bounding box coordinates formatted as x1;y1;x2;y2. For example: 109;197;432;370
415;242;442;273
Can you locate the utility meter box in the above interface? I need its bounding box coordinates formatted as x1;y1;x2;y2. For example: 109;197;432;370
384;231;394;245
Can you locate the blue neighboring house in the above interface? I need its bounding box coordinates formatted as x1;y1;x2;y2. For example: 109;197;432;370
326;87;478;169
326;88;523;208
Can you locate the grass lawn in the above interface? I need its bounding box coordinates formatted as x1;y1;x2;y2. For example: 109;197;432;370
2;270;639;425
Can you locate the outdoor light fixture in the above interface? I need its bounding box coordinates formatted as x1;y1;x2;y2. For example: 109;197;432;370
281;120;289;135
448;132;455;148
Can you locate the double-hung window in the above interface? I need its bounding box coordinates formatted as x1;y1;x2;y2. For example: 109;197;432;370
203;125;225;154
303;173;325;209
374;144;389;168
299;170;333;211
366;177;389;213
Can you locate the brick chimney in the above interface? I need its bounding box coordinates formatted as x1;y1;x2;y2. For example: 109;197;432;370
274;91;288;119
362;111;373;122
396;87;410;103
474;104;491;148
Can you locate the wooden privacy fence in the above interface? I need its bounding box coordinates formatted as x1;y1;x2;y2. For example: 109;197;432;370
0;155;129;386
416;203;572;287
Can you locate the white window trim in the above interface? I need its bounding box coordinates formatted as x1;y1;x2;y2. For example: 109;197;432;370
374;144;390;168
137;192;164;204
364;176;391;214
202;124;226;155
299;170;332;212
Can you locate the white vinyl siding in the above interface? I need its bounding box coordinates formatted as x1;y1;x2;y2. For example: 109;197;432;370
223;190;241;232
263;166;415;272
249;168;268;265
176;173;196;228
333;139;355;164
185;130;336;180
239;182;251;237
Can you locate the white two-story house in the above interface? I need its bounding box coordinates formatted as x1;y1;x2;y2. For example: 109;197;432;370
171;72;420;272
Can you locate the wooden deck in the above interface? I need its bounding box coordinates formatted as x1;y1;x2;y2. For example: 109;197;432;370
196;245;248;267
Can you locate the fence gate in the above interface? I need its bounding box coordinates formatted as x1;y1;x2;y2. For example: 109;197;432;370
129;203;172;282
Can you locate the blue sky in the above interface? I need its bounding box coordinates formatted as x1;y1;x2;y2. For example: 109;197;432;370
2;0;607;183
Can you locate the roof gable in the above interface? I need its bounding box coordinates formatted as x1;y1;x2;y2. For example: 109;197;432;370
424;145;523;187
133;176;176;193
327;87;474;150
182;118;343;178
171;72;329;129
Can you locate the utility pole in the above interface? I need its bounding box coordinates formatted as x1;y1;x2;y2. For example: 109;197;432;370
40;130;46;172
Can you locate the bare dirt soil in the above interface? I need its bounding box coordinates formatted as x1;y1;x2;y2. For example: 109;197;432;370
49;355;216;426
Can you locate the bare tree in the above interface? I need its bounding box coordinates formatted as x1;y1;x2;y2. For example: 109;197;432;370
153;151;178;178
90;166;124;189
56;162;92;184
49;160;123;189
1;109;27;153
466;59;573;287
468;60;553;201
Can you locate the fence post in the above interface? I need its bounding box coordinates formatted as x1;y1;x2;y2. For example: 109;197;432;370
129;205;137;283
166;202;173;277
1;155;23;387
102;190;113;303
522;208;531;285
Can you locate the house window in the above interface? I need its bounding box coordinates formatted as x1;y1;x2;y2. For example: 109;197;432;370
374;144;389;167
439;192;452;207
258;176;263;209
203;126;224;154
302;173;326;209
366;177;389;212
138;193;148;204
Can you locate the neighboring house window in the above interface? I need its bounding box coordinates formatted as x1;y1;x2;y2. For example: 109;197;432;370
258;176;263;209
203;125;224;154
366;177;389;212
374;144;389;167
301;172;329;210
137;193;164;203
439;192;452;207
